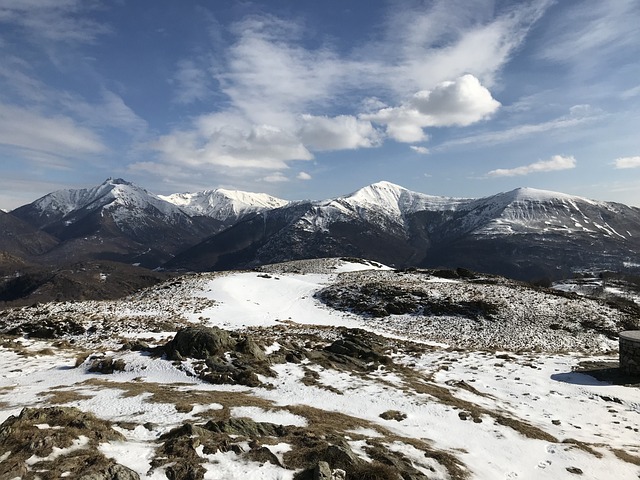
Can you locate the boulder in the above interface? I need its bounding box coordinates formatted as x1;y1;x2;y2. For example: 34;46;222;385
165;326;234;360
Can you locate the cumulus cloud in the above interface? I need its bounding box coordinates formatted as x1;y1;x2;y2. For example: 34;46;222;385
297;171;312;180
152;111;312;171
487;155;576;177
149;3;548;181
298;115;382;150
363;75;500;143
614;156;640;169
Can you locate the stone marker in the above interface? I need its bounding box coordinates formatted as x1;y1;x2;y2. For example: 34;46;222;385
619;331;640;375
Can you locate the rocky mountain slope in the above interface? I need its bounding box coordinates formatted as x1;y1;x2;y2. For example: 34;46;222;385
0;210;58;262
1;258;639;479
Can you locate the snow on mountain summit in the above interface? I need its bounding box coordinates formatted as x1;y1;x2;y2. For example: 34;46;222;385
336;180;466;217
160;189;289;221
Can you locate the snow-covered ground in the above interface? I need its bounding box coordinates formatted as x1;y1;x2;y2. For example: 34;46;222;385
1;258;639;479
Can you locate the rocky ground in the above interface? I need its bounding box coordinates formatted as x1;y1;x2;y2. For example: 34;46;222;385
1;258;639;479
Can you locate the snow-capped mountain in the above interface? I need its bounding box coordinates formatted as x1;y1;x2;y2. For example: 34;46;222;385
167;183;640;280
11;178;189;230
5;179;640;280
159;189;288;222
10;178;219;267
297;181;467;234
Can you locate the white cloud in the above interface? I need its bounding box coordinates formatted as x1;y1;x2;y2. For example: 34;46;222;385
0;0;109;44
410;146;430;155
440;107;600;149
152;111;313;171
297;171;312;180
151;3;550;180
539;0;639;67
298;115;381;151
0;103;106;160
363;75;500;143
61;90;147;134
614;156;640;169
375;0;551;94
172;59;211;105
487;155;576;177
262;172;289;183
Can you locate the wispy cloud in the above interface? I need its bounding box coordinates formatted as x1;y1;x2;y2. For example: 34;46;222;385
614;156;640;169
439;107;600;149
410;146;430;155
538;0;639;69
152;2;549;181
0;103;106;161
0;0;109;44
172;59;213;105
487;154;576;177
297;171;312;180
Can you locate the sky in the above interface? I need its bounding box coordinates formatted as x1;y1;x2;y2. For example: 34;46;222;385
1;0;640;210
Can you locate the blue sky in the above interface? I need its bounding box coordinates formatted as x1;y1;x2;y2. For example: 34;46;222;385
1;0;640;210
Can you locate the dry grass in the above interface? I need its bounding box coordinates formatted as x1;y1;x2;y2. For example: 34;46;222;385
612;448;640;466
393;363;558;443
44;388;93;405
284;403;468;480
562;438;604;458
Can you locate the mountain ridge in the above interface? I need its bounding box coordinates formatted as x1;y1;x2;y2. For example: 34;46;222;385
5;178;640;280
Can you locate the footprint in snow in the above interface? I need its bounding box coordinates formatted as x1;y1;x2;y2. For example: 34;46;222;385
537;460;552;469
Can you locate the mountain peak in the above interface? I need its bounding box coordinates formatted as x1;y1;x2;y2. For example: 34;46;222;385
159;188;288;221
504;187;594;204
103;177;133;187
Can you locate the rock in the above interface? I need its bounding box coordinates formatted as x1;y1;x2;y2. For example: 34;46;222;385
313;461;332;480
204;417;285;438
380;410;407;421
332;469;346;480
0;407;129;480
78;464;140;480
88;356;127;374
120;340;150;351
566;467;583;475
6;318;85;338
236;336;267;362
324;330;391;365
247;446;283;467
165;326;235;360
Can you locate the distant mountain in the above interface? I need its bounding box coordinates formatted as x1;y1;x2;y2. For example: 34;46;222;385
166;182;640;281
160;189;288;222
10;178;218;267
0;210;58;261
6;179;640;280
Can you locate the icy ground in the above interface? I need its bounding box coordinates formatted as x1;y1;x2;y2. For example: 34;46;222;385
1;258;639;479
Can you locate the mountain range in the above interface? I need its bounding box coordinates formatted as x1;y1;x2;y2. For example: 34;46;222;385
3;178;640;281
